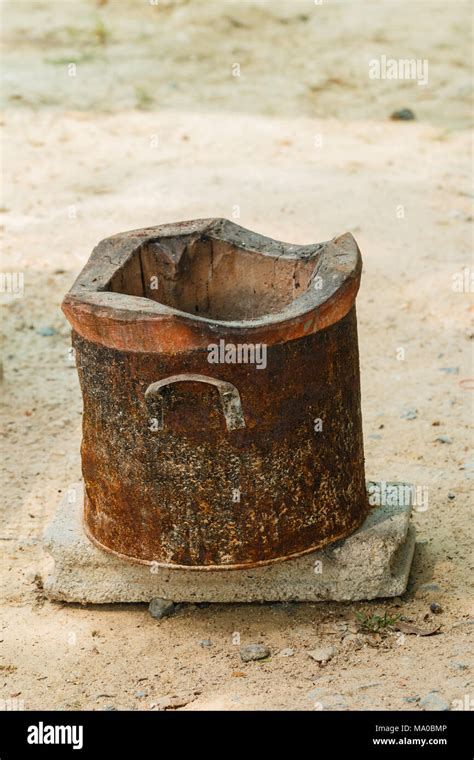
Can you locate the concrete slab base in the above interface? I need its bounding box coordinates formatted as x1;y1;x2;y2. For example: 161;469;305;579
43;482;416;604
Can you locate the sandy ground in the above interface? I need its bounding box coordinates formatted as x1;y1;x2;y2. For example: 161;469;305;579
1;0;473;711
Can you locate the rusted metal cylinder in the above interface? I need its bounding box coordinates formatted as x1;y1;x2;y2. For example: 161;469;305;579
62;219;368;569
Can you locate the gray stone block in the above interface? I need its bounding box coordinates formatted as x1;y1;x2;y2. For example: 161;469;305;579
42;482;416;604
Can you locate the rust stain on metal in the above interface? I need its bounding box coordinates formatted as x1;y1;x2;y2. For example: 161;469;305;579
63;218;368;569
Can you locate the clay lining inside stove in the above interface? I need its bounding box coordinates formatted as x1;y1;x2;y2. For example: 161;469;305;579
106;235;320;321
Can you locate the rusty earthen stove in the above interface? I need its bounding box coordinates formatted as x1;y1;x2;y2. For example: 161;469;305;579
43;219;416;603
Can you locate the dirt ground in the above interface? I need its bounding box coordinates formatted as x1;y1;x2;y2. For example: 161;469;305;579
1;0;473;711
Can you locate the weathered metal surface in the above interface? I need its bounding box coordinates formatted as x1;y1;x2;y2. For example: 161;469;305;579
63;219;368;569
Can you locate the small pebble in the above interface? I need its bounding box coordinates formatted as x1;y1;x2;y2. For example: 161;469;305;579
240;644;270;662
418;583;442;593
321;693;347;710
420;691;450;711
343;633;366;650
435;435;452;444
36;326;57;337
308;646;336;663
199;639;212;648
400;408;417;420
277;648;295;658
448;492;456;500
451;620;474;628
390;108;415;121
307;687;324;701
148;597;175;620
135;690;147;698
450;661;469;671
358;681;382;691
430;602;443;614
